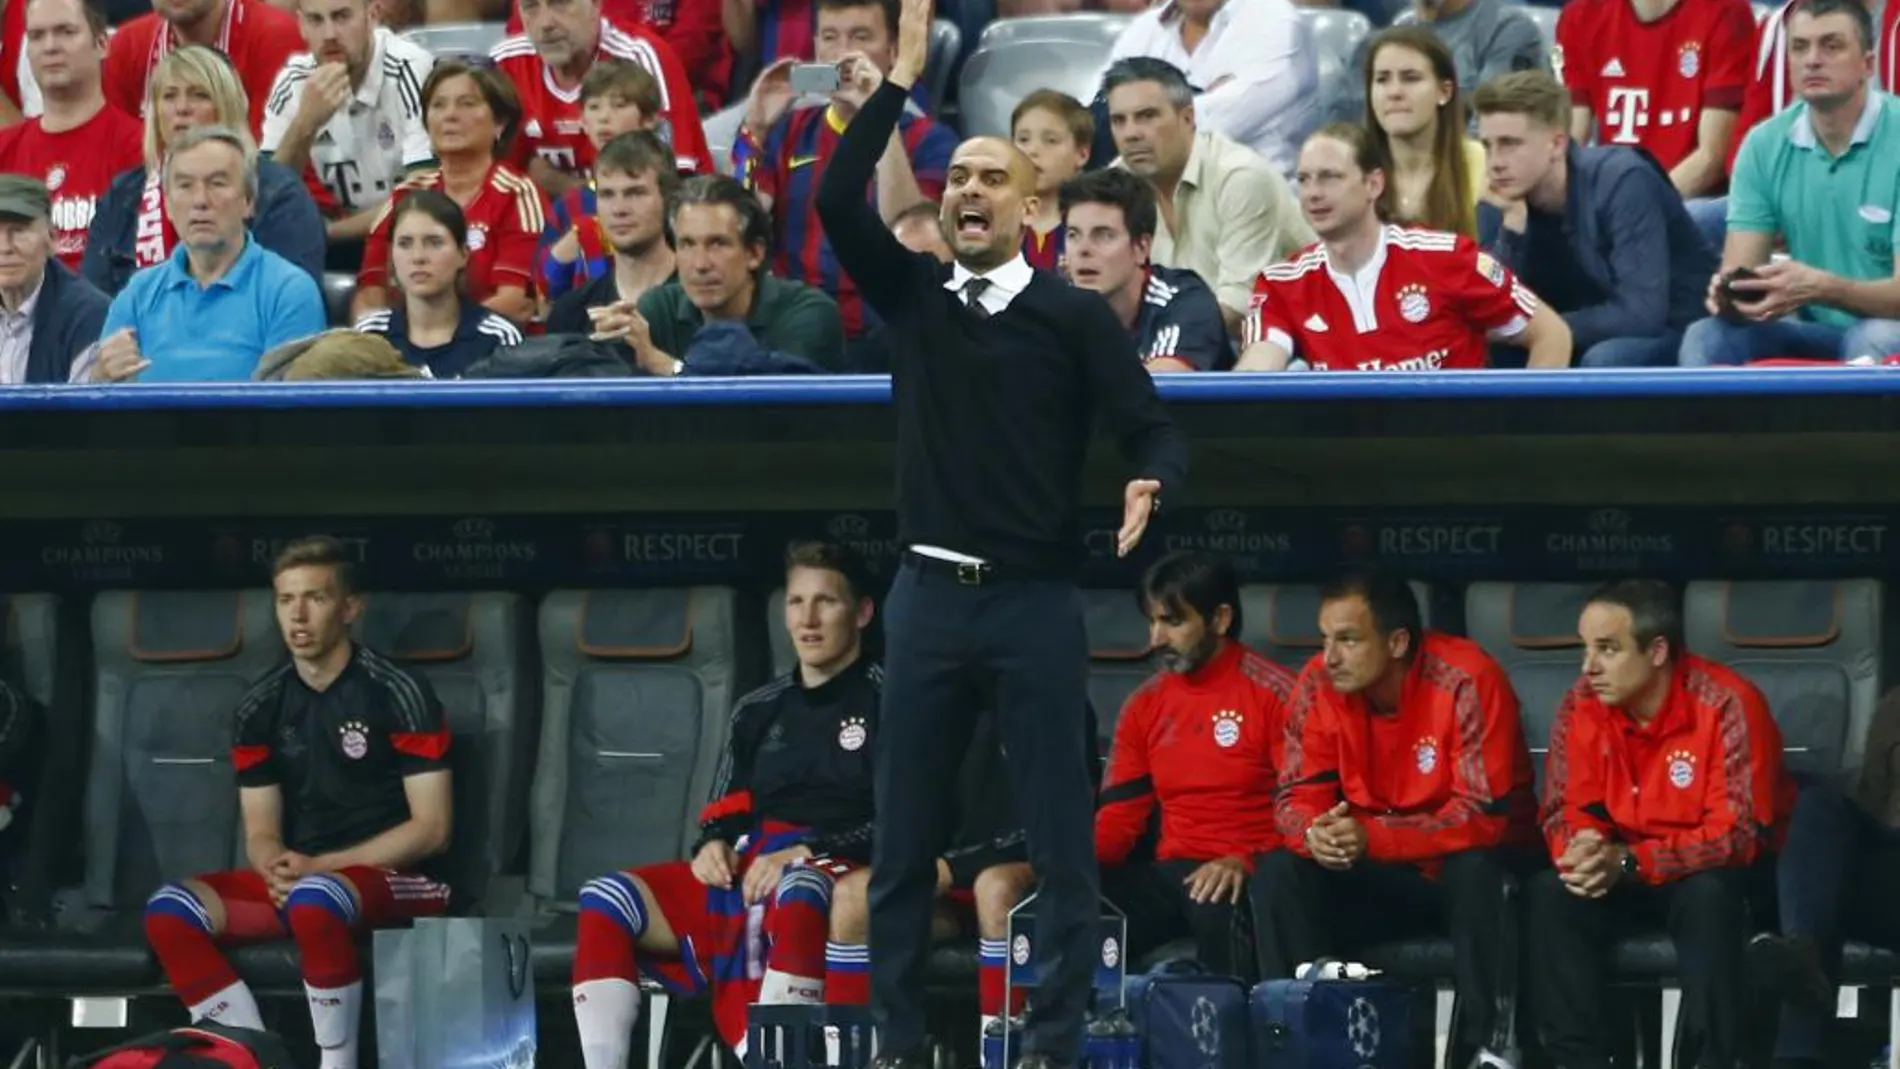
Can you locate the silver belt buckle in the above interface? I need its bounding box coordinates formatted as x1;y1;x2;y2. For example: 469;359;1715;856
955;561;986;585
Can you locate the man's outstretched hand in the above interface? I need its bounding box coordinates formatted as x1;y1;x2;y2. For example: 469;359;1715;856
1118;479;1161;557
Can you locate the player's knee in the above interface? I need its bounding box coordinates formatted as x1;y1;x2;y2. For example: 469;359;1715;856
283;873;360;929
774;865;835;911
973;863;1035;938
146;881;218;936
829;870;870;942
579;873;651;939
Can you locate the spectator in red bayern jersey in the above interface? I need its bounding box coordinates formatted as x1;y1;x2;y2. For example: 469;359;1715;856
353;61;548;327
733;0;955;353
1554;0;1752;202
101;0;301;137
1234;123;1570;372
1097;550;1293;979
505;0;730;104
1530;579;1794;1069
490;0;712;202
1257;571;1536;1069
0;0;143;270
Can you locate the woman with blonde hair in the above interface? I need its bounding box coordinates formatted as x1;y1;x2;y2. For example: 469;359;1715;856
1362;27;1484;237
80;45;323;296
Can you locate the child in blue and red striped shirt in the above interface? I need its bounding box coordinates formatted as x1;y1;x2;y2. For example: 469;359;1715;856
1011;90;1092;275
536;60;671;301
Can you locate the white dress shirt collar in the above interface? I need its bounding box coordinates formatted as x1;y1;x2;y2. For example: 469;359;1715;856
944;254;1035;316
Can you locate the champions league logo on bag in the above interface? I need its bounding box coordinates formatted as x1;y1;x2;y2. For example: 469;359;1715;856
1346;997;1381;1060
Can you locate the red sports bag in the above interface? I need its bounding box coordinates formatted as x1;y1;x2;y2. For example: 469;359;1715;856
67;1023;294;1069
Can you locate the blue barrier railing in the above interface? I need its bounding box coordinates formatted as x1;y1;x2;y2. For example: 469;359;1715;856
1;367;1898;410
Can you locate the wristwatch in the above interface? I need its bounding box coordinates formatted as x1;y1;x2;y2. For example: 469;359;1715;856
1619;849;1639;878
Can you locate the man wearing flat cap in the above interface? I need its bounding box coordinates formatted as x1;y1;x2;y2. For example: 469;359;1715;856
0;173;109;383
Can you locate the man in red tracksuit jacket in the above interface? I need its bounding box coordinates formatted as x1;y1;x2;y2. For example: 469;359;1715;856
1531;579;1794;1069
1258;572;1536;1069
1096;550;1295;980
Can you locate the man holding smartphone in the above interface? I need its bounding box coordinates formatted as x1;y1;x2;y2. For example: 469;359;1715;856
730;0;957;367
1678;0;1900;366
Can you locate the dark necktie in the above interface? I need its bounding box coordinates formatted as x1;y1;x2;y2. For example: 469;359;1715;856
962;277;992;319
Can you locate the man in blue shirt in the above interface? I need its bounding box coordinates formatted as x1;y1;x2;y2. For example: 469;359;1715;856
1059;168;1232;372
90;125;325;383
1678;0;1900;366
1474;71;1717;367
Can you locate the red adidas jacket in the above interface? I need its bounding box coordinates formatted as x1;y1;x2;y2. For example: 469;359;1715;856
1541;654;1796;884
1277;631;1538;867
1096;640;1295;870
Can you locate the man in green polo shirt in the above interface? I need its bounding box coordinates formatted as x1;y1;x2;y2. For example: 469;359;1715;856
593;174;846;374
1679;0;1900;366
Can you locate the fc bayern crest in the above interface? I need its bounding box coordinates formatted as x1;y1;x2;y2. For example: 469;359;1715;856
339;720;370;760
837;716;867;752
467;224;489;251
1414;738;1439;774
1678;42;1701;78
1667;749;1696;788
378;121;397;150
1101;937;1121;968
1396;283;1431;324
45;165;65;192
1211;709;1242;748
1011;934;1031;965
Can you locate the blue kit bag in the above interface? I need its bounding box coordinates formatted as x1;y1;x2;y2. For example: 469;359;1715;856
1250;963;1418;1069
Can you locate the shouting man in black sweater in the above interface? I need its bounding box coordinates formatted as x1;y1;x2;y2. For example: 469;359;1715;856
814;1;1189;1066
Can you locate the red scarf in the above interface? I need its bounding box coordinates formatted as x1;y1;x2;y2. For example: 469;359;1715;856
133;169;176;269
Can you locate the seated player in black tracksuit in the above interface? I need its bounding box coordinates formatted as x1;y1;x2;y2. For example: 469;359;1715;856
144;536;455;1069
570;540;882;1069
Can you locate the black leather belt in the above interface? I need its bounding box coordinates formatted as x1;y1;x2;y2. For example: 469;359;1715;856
901;549;1003;585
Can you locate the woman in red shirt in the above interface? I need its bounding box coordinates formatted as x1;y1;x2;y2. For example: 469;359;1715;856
352;60;548;327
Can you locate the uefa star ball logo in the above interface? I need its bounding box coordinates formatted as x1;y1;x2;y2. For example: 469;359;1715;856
1345;997;1381;1059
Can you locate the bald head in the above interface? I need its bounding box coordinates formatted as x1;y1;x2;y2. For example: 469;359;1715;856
952;136;1040;195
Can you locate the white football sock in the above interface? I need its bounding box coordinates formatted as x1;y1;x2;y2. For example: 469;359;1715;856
305;980;362;1069
187;981;264;1030
574;977;642;1069
758;968;824;1006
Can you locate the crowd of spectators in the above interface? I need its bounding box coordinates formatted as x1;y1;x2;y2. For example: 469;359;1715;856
0;0;1893;381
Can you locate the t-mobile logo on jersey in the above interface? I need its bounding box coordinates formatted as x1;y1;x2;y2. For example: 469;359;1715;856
1605;87;1651;143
